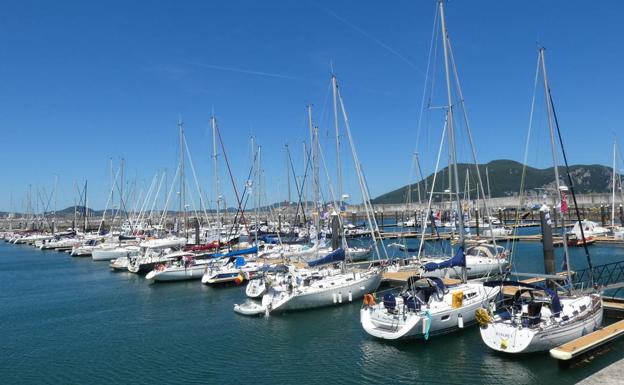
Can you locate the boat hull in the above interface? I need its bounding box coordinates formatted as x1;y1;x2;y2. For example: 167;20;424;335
265;271;382;313
479;294;603;353
360;285;500;340
146;265;206;281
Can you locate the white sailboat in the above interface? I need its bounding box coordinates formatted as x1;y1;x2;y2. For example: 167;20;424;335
477;47;603;354
259;250;382;313
145;253;214;282
360;249;500;339
361;0;502;341
478;281;602;353
201;256;264;285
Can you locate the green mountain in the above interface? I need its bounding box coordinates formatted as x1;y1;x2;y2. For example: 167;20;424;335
372;159;613;204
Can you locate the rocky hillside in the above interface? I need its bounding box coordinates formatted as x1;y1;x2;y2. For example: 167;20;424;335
372;159;614;204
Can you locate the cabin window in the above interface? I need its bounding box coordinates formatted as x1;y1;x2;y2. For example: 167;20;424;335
441;315;450;321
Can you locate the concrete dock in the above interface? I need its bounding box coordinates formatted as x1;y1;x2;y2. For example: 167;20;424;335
578;358;624;385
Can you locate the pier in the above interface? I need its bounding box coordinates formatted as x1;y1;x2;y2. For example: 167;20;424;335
550;319;624;361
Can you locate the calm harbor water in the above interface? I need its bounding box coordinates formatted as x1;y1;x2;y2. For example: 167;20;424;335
1;239;623;385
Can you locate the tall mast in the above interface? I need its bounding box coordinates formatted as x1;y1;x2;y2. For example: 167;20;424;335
302;140;308;215
415;152;426;206
178;118;186;237
307;104;321;214
539;47;572;281
307;104;315;214
612;139;617;227
332;74;343;206
486;166;492;200
285;144;291;205
211;116;221;231
439;0;465;249
83;180;88;232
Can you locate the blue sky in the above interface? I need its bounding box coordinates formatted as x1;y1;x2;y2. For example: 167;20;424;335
1;0;623;212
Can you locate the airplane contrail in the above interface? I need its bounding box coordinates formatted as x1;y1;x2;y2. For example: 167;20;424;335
313;2;426;77
186;61;311;81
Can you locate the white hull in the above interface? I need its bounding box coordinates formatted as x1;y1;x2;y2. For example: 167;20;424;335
146;264;208;281
480;294;603;353
246;280;267;298
110;256;130;271
233;301;266;316
92;247;139;261
361;283;499;340
262;270;382;313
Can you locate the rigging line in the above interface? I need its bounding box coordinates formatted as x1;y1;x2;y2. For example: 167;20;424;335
183;177;201;227
511;53;542;265
313;2;426;76
415;2;440;150
135;174;158;229
548;89;595;288
159;161;180;228
225;161;257;242
148;171;166;222
98;165;121;234
337;87;386;259
182;133;210;224
540;48;573;287
215;122;251;236
417;118;447;260
286;144;313;226
446;37;496;246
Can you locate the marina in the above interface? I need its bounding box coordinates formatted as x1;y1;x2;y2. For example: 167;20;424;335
1;238;624;384
2;0;624;384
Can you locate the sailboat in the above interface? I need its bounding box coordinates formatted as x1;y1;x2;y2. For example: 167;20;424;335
253;248;382;313
235;72;385;316
361;0;501;340
477;47;603;354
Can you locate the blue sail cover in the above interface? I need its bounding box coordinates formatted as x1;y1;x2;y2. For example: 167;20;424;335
423;247;465;272
211;246;258;258
307;248;345;267
483;280;562;315
235;256;246;268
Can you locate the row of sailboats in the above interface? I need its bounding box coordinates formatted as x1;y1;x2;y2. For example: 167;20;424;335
1;0;614;360
360;0;604;356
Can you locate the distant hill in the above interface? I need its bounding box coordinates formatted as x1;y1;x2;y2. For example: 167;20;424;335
372;159;614;204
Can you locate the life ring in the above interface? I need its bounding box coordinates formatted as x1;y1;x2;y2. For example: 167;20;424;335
363;293;377;306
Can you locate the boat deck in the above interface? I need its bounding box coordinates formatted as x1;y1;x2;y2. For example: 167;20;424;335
381;270;461;285
501;272;570;296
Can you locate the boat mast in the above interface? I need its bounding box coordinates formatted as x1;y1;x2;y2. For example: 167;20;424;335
486;166;492;200
612;139;617;227
83;180;88;233
178;118;186;238
285;144;291;207
539;47;572;282
332;74;343;207
439;0;465;253
307;105;318;214
211;116;221;236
